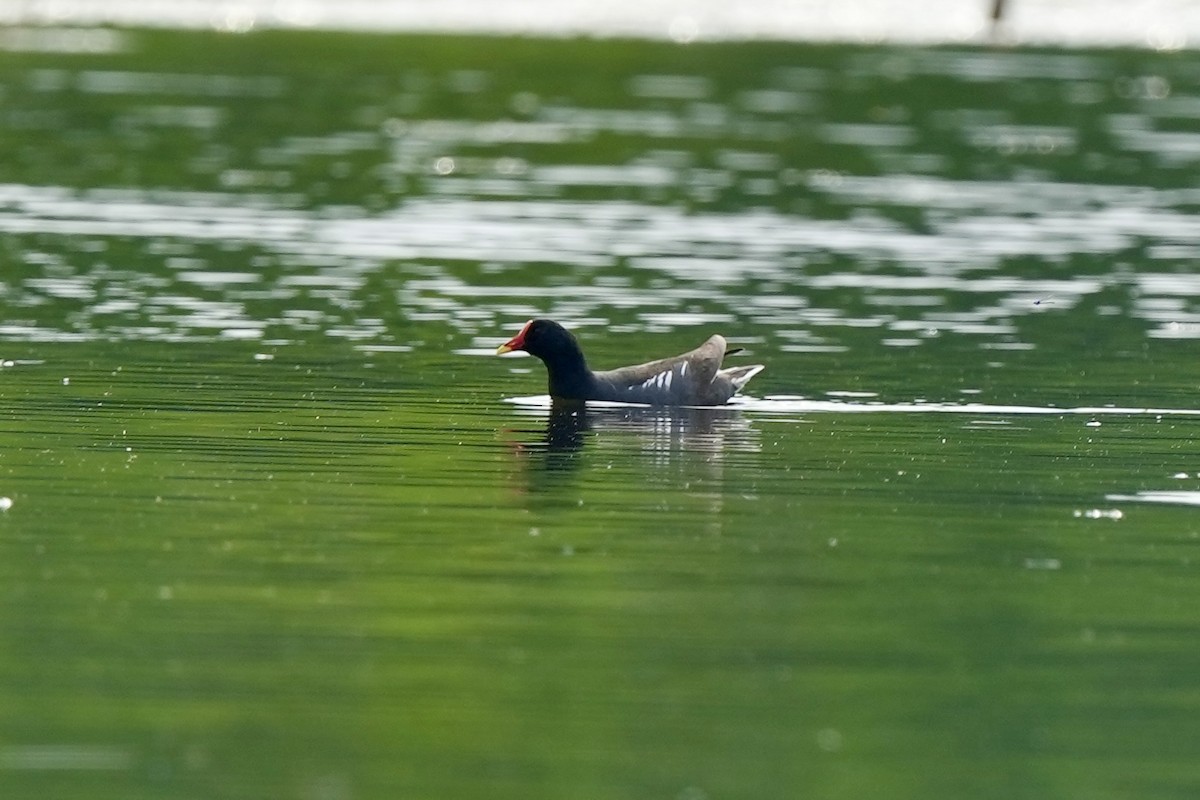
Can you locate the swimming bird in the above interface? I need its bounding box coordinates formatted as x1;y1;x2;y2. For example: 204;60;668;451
496;319;764;406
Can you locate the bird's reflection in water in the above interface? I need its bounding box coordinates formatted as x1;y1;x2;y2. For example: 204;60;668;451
506;399;761;496
543;400;591;456
501;402;591;494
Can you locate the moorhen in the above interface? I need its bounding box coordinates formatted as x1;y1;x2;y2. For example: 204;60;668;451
496;319;764;406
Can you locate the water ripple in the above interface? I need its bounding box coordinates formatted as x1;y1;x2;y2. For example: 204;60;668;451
506;394;1200;418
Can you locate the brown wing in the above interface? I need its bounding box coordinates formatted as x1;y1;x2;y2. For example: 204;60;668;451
592;335;730;404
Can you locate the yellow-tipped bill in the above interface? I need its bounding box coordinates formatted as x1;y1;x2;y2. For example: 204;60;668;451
496;320;533;355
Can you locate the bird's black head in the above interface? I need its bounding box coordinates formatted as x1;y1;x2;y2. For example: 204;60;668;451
496;318;592;396
496;318;580;361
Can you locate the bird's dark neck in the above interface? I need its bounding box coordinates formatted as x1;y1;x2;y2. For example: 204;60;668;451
540;342;595;400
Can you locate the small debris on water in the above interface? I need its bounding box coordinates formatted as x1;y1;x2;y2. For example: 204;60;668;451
61;377;70;386
1023;557;1061;570
1085;420;1101;427
816;728;844;752
0;497;12;511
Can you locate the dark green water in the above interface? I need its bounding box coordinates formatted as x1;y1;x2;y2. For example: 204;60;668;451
2;29;1200;800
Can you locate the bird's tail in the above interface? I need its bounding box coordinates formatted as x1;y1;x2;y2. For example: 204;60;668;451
720;364;765;392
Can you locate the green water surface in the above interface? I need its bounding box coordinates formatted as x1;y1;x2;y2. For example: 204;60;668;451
1;28;1200;800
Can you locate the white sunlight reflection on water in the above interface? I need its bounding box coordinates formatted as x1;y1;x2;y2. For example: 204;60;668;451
4;182;1200;343
1106;491;1200;507
3;0;1200;49
3;186;1198;269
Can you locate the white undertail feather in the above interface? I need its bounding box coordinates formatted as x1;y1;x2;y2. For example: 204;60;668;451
723;364;765;391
